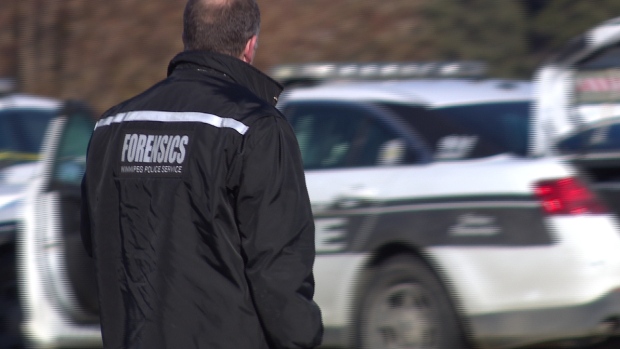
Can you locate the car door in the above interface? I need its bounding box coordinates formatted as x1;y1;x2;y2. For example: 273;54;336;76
46;104;98;320
281;100;427;332
19;102;101;348
283;101;424;254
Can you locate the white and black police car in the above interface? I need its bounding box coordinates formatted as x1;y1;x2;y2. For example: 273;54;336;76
533;16;620;223
0;89;100;349
4;39;620;348
271;61;620;349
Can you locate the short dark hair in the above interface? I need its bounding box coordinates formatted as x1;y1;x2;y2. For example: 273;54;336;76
182;0;260;57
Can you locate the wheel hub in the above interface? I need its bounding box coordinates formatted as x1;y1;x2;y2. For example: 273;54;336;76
366;283;437;349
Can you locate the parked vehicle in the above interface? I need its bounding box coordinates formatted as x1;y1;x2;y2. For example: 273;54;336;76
5;56;620;349
533;16;620;221
0;94;100;349
271;62;620;349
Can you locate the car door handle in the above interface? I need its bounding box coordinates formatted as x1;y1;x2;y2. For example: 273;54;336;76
335;187;379;209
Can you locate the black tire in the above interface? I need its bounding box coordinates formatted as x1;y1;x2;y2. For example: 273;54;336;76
354;254;468;349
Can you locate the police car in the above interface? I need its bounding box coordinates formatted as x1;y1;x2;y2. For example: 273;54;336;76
272;62;620;349
533;16;620;224
0;92;100;349
4;56;620;349
0;92;61;349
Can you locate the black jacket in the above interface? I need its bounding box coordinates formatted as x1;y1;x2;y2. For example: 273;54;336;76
81;51;323;349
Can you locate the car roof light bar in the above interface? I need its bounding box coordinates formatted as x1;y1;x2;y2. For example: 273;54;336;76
270;61;487;83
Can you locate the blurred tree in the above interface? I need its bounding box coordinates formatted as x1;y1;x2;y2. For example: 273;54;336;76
520;0;548;15
421;0;529;78
529;0;620;63
16;0;65;96
0;1;18;79
1;0;620;112
256;0;432;70
7;0;185;113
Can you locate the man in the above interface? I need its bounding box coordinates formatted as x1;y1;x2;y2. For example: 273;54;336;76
80;0;323;348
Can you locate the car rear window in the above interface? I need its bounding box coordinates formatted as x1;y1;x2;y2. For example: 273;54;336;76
379;101;531;158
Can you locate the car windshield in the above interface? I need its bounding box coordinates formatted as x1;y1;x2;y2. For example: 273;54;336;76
0;108;56;168
379;101;531;159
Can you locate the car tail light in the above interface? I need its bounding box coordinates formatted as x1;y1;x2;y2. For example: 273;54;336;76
534;177;608;215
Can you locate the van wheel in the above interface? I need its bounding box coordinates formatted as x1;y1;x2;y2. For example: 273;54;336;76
355;254;468;349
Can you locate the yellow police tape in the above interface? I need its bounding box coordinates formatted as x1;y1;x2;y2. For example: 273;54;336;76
0;151;39;161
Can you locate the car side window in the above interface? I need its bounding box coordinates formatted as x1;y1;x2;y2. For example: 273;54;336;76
284;102;416;170
52;112;94;186
354;117;410;167
286;104;362;170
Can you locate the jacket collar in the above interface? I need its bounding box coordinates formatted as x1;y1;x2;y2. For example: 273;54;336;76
167;50;283;106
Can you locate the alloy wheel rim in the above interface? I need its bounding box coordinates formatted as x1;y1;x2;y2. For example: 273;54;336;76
364;283;438;349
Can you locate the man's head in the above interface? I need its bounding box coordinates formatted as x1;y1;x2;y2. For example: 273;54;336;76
182;0;260;64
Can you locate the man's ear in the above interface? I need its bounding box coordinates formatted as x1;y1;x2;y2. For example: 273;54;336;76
242;35;258;64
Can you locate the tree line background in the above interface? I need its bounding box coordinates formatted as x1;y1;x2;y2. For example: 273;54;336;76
0;0;619;113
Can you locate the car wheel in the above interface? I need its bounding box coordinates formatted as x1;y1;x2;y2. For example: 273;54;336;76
355;254;468;349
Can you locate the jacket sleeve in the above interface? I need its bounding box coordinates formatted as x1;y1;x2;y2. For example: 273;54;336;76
234;115;323;349
80;153;93;258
